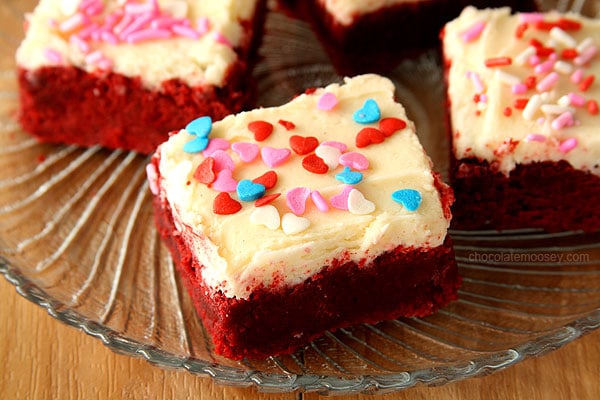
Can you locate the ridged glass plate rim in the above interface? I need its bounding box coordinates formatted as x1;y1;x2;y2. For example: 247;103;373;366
2;247;600;395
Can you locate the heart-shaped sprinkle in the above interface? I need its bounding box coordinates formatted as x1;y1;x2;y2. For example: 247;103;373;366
278;119;296;130
339;152;369;170
255;193;281;207
348;189;375;215
252;170;278;190
248;120;273;142
290;135;319;155
392;189;422;211
202;138;230;157
286;187;311;215
310;190;329;212
321;141;347;153
282;213;310;235
355;127;385;148
353;99;381;124
213;192;242;215
183;136;209;153
232;142;259;163
261;146;291;167
212;169;238;193
185;116;212;137
379;117;407;137
211;150;235;172
317;92;338;111
315;144;341;169
335;166;363;185
250;205;280;230
330;185;353;210
193;157;216;185
302;154;328;174
236;179;266;202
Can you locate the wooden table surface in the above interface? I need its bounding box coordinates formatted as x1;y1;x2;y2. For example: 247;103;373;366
1;276;599;400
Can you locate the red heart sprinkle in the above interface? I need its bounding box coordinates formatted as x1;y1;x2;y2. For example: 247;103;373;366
379;117;407;137
248;120;273;142
278;119;296;130
252;170;278;190
302;154;328;174
355;127;386;148
193;157;216;185
255;193;281;207
213;192;242;215
290;135;319;155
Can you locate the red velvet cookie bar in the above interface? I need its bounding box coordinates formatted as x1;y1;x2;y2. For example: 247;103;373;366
16;0;267;154
148;74;460;359
278;0;538;74
443;7;600;232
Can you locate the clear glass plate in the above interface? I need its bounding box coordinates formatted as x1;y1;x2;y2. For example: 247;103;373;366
1;0;599;395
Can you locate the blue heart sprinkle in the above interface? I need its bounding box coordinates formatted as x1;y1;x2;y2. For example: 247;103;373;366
185;116;212;137
335;167;363;185
236;179;266;202
353;99;381;124
392;189;422;212
183;136;209;153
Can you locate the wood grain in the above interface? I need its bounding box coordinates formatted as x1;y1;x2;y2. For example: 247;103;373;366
1;276;599;400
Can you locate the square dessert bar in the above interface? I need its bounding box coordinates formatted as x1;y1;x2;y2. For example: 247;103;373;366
148;74;460;359
278;0;538;74
16;0;266;154
443;7;600;232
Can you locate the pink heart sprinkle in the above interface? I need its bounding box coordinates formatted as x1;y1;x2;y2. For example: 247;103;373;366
232;142;259;162
211;150;235;172
202;138;230;157
317;92;338;111
330;186;353;210
321;141;347;153
261;147;291;168
286;187;311;215
212;169;238;193
310;191;329;212
339;152;369;171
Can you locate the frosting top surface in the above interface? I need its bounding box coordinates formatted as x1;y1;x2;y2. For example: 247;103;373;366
444;7;600;176
16;0;258;88
154;74;450;299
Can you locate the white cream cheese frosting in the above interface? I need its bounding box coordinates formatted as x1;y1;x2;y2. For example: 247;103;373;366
319;0;418;26
16;0;259;89
151;74;451;299
444;7;600;176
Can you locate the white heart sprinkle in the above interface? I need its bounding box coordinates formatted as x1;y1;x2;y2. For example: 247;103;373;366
282;213;310;235
315;144;341;169
250;205;280;230
348;189;375;215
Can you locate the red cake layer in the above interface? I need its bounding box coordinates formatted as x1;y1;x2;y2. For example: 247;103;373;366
17;6;266;155
451;159;600;233
152;158;460;360
278;0;538;74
